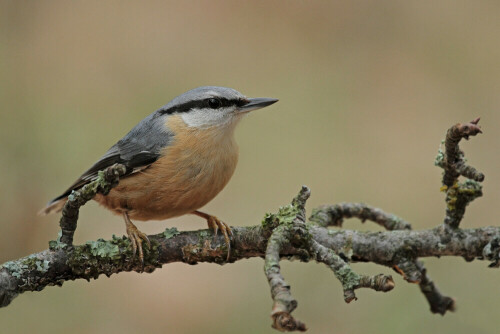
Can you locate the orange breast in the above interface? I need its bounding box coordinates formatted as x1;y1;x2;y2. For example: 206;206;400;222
94;115;239;221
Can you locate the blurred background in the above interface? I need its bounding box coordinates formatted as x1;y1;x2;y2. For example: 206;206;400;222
1;1;499;333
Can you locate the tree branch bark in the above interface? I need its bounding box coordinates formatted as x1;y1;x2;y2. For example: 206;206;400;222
0;118;493;332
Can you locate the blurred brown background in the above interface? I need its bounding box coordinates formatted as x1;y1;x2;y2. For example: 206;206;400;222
1;1;499;333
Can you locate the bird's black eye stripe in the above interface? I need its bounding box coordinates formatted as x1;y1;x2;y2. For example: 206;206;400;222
236;98;249;107
206;97;237;109
208;98;222;109
159;97;242;114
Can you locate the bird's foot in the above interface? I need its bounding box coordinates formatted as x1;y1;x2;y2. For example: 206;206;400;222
193;211;233;261
123;213;151;266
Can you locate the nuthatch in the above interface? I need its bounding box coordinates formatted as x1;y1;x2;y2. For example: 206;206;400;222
40;86;278;262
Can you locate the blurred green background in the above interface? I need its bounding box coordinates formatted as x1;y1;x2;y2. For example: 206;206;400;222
1;1;499;333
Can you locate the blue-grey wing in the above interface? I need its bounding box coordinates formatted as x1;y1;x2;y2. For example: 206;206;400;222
47;111;172;204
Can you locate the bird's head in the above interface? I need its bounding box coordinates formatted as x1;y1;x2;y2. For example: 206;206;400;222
158;86;278;128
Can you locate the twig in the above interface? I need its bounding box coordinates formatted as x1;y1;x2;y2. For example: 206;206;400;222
435;118;484;228
265;224;306;332
309;238;394;303
59;164;127;245
416;262;456;314
264;187;309;331
309;202;411;230
441;117;484;187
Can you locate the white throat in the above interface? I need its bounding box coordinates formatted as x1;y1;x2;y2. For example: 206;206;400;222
181;108;244;129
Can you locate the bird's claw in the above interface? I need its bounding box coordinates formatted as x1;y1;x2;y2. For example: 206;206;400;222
125;218;151;266
206;216;233;261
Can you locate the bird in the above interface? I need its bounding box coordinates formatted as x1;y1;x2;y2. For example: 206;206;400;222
39;86;278;263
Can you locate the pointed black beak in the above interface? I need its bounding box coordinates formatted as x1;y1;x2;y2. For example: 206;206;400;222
237;97;279;113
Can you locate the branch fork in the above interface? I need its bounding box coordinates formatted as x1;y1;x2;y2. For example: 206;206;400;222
263;187;394;331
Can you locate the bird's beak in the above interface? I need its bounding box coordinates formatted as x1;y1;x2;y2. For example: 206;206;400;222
237;97;279;113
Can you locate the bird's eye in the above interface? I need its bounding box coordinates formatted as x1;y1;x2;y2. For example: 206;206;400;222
208;98;222;109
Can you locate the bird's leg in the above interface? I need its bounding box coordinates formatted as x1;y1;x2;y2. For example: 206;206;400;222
122;212;151;265
192;210;233;260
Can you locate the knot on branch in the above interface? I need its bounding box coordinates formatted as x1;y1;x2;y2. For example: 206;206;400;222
272;312;307;332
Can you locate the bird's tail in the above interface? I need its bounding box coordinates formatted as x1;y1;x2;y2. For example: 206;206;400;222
38;197;67;216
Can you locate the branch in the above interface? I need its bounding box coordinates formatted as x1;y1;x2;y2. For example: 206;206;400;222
0;118;493;332
310;203;455;314
1;208;499;305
